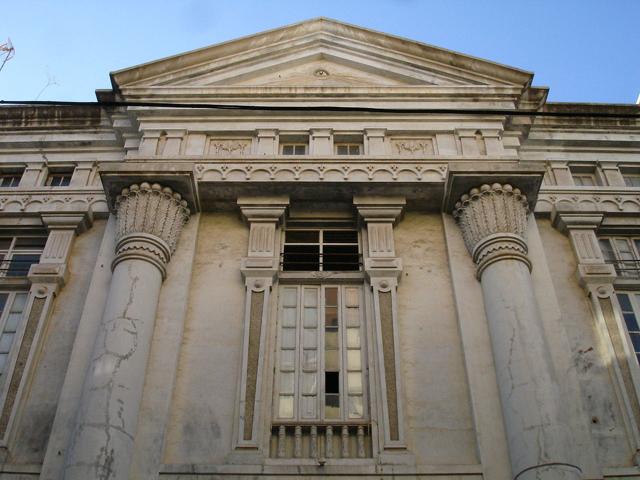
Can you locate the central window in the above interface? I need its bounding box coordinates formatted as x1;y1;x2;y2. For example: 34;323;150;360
275;285;366;422
281;229;360;271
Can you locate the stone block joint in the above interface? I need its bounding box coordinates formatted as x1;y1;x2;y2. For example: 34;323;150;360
453;183;531;278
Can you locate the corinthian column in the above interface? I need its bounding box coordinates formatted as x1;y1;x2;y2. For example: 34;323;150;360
64;182;190;480
454;183;582;480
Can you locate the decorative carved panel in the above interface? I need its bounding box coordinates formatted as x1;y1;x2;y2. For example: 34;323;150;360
390;138;435;156
208;139;252;156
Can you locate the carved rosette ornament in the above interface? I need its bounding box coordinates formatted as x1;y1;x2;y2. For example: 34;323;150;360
113;182;190;278
453;183;531;278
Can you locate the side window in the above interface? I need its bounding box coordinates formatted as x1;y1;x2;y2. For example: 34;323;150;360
0;235;47;277
616;293;640;366
0;292;29;380
599;237;640;278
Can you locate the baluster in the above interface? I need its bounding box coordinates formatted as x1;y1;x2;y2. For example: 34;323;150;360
310;426;318;458
341;425;349;458
277;425;286;458
294;425;302;458
357;425;365;458
325;425;334;458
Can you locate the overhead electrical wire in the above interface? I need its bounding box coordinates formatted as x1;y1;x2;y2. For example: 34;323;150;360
0;99;639;119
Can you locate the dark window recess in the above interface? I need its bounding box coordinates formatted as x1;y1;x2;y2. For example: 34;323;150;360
0;175;21;187
7;254;40;276
46;172;72;187
282;229;360;271
325;371;340;410
282;145;307;155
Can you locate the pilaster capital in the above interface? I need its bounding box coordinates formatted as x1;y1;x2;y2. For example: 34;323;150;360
551;211;604;234
353;196;405;224
112;182;190;279
41;212;93;234
453;183;531;277
237;195;289;223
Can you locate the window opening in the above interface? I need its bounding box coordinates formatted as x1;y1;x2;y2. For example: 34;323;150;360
599;237;640;278
281;144;307;155
46;170;73;187
0;292;28;382
282;229;360;272
335;144;362;155
623;174;640;188
0;235;47;277
616;293;640;365
275;285;366;422
0;173;22;188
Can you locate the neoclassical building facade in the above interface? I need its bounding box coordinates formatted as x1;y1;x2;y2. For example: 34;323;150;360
0;18;639;480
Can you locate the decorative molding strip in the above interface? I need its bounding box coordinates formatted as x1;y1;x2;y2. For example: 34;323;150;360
196;162;446;183
537;190;640;214
0;190;107;215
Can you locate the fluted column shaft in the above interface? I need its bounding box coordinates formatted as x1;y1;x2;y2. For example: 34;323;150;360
454;183;581;480
64;183;189;480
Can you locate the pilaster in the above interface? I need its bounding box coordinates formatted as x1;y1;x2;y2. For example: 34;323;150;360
364;128;387;155
310;128;332;155
354;196;407;454
551;212;616;288
256;129;278;155
235;196;288;450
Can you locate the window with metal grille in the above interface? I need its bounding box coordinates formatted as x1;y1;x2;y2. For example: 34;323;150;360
282;229;360;271
599;237;640;278
0;235;47;277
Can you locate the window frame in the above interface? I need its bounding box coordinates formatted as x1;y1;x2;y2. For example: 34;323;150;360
281;228;361;272
45;170;73;187
273;284;368;424
280;144;308;155
615;292;640;367
0;235;47;277
0;172;22;188
334;143;362;156
599;237;640;278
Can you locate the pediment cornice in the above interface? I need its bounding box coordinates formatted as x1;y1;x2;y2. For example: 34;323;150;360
110;18;534;92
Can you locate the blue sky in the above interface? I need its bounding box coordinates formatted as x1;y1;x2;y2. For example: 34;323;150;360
0;0;638;103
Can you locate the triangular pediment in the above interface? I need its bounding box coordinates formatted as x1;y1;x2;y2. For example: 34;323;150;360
111;18;533;90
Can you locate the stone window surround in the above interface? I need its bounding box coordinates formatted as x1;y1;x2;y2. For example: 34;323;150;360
233;195;409;462
0;211;93;449
544;160;629;188
552;211;640;465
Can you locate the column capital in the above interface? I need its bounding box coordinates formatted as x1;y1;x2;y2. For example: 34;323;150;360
113;182;190;279
453;183;531;277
